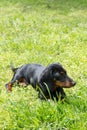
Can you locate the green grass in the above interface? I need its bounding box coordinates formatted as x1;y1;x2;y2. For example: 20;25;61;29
0;0;87;129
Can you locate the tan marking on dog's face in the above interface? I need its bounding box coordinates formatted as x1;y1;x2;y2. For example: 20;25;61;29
54;80;74;88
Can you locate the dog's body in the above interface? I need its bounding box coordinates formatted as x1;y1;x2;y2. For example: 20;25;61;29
5;63;76;100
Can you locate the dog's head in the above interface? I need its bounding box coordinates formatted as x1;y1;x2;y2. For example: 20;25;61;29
40;63;76;89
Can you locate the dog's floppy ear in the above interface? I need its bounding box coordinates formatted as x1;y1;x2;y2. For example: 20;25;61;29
39;63;62;82
39;67;50;82
38;63;62;93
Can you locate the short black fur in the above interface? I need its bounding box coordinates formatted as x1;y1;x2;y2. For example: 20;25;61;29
5;63;76;100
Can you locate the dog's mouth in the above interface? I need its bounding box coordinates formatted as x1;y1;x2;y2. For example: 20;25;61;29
54;80;76;88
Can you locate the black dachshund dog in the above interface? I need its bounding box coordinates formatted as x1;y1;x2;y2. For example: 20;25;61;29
5;63;76;100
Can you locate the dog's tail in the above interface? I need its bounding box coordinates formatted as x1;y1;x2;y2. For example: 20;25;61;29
10;62;18;73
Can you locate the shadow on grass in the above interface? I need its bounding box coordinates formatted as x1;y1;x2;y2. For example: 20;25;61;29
1;0;87;14
20;0;87;15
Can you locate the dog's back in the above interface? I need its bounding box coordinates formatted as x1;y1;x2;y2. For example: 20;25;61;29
21;64;45;86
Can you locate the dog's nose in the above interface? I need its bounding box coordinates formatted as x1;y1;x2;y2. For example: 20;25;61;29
72;81;76;86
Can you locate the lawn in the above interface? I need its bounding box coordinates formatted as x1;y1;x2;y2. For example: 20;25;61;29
0;0;87;129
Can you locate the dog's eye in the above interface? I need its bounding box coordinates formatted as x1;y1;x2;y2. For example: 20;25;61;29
60;71;66;75
60;72;64;75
